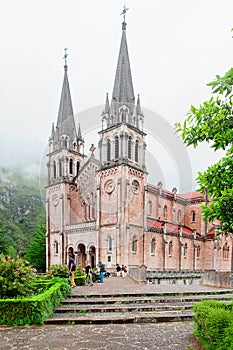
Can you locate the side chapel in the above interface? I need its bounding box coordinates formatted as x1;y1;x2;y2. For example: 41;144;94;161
45;13;232;280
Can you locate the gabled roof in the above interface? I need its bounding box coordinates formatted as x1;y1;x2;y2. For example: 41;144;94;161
205;227;215;239
178;192;203;200
147;183;203;202
147;218;200;236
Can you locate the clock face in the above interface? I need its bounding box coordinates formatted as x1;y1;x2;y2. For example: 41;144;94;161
132;180;139;193
104;179;115;194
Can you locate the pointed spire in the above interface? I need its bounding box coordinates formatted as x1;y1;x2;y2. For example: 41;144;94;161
77;123;82;141
111;8;135;110
55;49;78;148
50;122;55;140
104;93;110;114
136;94;141;115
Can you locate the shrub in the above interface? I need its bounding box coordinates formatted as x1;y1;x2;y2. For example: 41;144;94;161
193;300;233;350
74;275;86;286
48;264;68;277
0;254;35;299
0;278;71;325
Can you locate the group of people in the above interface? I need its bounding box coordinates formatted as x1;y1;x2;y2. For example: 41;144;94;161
116;263;127;278
68;253;126;287
85;261;106;285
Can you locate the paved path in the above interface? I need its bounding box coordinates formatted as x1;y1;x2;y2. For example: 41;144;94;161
72;274;229;296
1;276;226;350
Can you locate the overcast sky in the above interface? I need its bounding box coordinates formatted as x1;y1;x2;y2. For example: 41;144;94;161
0;0;232;192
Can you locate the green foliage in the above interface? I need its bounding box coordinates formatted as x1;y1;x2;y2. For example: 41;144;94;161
5;246;17;259
175;65;233;233
0;254;35;299
0;167;45;256
24;225;46;272
0;278;71;325
49;264;69;277
193;300;233;349
74;275;86;286
0;223;10;254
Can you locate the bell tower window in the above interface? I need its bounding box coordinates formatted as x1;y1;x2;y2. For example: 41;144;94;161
69;159;73;174
107;139;111;161
53;161;56;179
59;159;62;177
115;136;119;159
76;161;80;176
135;140;139;162
128;136;132;159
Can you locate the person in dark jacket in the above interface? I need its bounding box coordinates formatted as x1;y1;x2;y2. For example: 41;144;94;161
85;264;93;286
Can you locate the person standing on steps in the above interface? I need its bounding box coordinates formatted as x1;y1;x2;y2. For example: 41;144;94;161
85;264;93;286
121;264;125;278
99;261;105;283
68;253;76;288
116;263;121;277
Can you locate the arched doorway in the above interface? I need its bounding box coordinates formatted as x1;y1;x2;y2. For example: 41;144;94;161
89;245;96;269
77;243;86;267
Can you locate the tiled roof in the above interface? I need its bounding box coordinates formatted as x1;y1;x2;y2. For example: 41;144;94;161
206;227;215;239
178;192;203;200
147;218;200;236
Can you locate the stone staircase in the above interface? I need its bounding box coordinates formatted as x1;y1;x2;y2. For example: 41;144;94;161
45;288;233;325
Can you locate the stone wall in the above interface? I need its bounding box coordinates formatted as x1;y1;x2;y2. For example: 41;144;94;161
201;270;232;288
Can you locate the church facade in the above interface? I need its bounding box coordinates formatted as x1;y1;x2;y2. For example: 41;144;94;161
45;18;232;279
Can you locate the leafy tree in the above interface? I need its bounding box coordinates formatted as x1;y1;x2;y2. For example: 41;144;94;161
5;245;17;259
24;225;46;272
175;67;233;233
0;223;9;254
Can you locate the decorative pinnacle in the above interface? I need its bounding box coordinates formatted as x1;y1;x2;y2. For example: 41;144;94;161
63;48;68;70
121;4;129;29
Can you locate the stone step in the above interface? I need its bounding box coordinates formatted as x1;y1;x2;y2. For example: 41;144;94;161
45;310;194;325
55;302;194;313
45;284;233;325
62;293;233;305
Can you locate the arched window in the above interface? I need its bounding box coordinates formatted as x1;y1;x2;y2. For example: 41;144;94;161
223;243;229;260
196;245;200;258
54;241;59;255
151;238;155;254
128;136;132;159
64;138;68;148
132;235;137;252
191;211;196;222
92;202;96;220
135;140;139;162
177;209;181;222
168;241;173;256
148;200;152;215
59;159;62;177
76;161;80;176
184;243;188;257
108;236;112;252
163;205;167;219
69;159;73;174
53;160;56;179
115;136;119;159
107;139;111;161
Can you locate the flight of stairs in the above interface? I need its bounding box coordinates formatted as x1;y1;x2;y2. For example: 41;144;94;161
45;289;233;324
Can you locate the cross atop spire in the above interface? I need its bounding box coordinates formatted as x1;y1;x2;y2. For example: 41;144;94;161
121;4;129;30
63;48;68;71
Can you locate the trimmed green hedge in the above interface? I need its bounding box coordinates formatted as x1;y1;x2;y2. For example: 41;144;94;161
193;300;233;350
0;278;71;325
74;275;86;286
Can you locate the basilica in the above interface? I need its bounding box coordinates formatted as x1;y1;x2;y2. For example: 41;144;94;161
45;15;232;281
